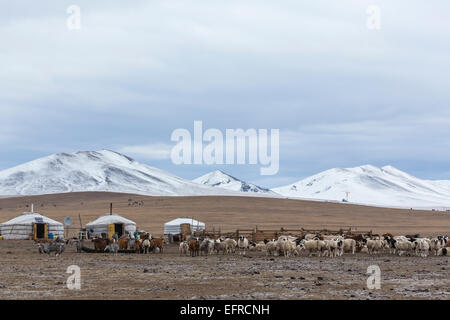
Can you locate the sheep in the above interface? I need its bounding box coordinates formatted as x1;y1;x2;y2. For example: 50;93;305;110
287;240;297;256
206;238;216;255
334;238;344;256
214;239;228;255
179;241;189;255
238;236;249;255
278;235;297;242
360;245;369;254
413;238;430;257
430;238;446;256
277;235;300;257
303;233;318;240
437;247;448;256
249;241;267;252
142;239;151;254
365;239;385;255
200;238;215;255
276;237;296;257
342;238;356;255
276;236;290;257
394;235;409;242
322;239;343;257
257;243;267;251
223;238;237;254
300;239;326;257
265;240;278;256
394;239;414;256
294;244;303;256
384;236;398;254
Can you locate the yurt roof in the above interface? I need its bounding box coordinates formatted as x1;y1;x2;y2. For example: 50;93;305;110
164;218;205;227
0;212;63;226
86;214;136;227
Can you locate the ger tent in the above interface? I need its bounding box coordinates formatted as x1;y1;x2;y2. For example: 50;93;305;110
0;212;64;240
86;214;136;238
164;217;205;235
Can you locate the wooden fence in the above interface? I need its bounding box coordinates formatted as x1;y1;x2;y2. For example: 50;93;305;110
192;226;373;242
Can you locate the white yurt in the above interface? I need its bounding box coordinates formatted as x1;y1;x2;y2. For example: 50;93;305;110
86;214;136;238
0;211;64;240
164;217;205;235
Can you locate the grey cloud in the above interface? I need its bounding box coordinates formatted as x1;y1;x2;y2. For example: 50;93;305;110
0;1;449;187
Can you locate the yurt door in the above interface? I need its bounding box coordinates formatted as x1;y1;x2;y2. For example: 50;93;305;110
34;223;47;239
108;224;115;239
114;223;123;237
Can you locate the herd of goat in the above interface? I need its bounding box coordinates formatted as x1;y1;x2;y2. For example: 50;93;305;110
35;232;450;258
36;233;165;256
179;234;450;258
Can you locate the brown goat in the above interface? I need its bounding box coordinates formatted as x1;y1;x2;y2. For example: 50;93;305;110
118;238;129;250
150;238;164;253
133;239;142;253
188;239;200;257
92;238;109;252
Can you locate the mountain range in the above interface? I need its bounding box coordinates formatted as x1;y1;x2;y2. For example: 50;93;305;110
0;150;238;197
272;165;450;209
0;150;449;209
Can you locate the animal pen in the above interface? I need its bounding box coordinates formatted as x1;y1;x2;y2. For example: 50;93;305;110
191;226;374;242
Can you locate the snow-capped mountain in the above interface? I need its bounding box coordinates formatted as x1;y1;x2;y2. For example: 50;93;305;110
0;150;241;196
193;170;274;194
272;165;450;209
2;151;450;209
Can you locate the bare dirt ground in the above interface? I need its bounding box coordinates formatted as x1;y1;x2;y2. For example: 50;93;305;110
0;240;448;300
0;192;450;236
0;192;449;300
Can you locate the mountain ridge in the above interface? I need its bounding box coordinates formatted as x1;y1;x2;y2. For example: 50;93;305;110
272;164;450;209
192;170;275;194
1;151;450;209
0;150;240;197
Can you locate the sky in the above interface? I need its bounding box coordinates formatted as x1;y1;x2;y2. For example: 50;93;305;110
1;0;450;188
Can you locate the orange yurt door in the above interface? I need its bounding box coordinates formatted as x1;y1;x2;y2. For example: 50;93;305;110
108;224;115;239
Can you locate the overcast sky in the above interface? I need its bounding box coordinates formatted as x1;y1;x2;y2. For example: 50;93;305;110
1;0;450;188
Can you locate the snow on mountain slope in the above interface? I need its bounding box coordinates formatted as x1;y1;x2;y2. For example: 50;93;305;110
272;165;450;209
193;170;275;194
426;179;450;192
0;150;241;196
